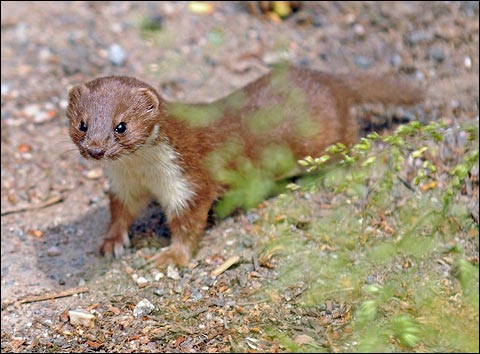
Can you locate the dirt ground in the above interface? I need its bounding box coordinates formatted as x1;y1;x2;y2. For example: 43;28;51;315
1;1;478;352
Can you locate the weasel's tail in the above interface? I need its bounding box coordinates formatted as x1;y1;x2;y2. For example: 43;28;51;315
338;72;425;106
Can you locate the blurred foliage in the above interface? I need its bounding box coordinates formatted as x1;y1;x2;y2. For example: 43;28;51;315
168;90;247;127
164;56;478;351
206;138;297;218
256;119;479;352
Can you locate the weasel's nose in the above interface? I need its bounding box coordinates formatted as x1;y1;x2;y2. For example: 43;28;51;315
87;148;105;159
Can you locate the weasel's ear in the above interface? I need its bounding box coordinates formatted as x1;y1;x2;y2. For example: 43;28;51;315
136;87;160;112
68;84;89;102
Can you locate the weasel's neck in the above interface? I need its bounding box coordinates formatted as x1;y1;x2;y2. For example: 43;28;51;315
145;124;160;145
106;128;195;219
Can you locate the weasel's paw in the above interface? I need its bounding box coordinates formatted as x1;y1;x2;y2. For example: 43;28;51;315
99;231;130;259
150;244;191;267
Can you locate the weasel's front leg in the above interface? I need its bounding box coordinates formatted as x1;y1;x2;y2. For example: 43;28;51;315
153;198;213;266
100;193;146;258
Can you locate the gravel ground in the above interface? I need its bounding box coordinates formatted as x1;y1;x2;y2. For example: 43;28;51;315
1;1;478;352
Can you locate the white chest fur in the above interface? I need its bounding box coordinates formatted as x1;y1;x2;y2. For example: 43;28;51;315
106;137;195;220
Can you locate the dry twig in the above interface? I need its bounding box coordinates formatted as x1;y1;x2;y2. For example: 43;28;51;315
12;286;89;307
1;195;64;216
211;255;240;276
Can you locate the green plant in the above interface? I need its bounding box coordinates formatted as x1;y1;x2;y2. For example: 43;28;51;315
259;119;479;352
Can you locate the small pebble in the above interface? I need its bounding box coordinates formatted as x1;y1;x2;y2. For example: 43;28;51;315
133;299;155;318
415;70;425;81
65;225;77;235
1;84;10;95
23;104;40;118
89;196;101;205
15;22;28;44
407;30;431;45
353;23;365;37
132;257;147;269
153;288;165;296
108;44;127;66
38;47;53;62
16;229;25;239
242;238;253;248
84;168;103;180
245;212;259;224
464;56;472;69
389;53;402;67
46;246;61;257
154;272;164;281
251;281;262;290
166;265;180;280
59;99;69;110
345;13;356;24
354;55;372;69
1;267;8;277
173;285;183;294
298;57;310;67
122;264;134;275
109;22;122;33
238;274;247;287
68;309;95;328
428;45;445;63
312;14;326;27
190;290;203;301
136;277;148;287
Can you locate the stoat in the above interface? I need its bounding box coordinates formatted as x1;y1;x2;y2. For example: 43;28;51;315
66;64;423;266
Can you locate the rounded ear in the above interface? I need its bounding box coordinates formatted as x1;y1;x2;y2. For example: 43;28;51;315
136;87;160;111
68;84;89;102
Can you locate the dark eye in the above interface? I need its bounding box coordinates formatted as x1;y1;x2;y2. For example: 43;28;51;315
79;121;88;132
115;122;127;134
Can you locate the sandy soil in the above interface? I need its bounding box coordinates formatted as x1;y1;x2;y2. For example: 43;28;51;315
1;1;478;352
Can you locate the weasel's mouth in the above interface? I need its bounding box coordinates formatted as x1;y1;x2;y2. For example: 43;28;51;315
88;149;106;159
79;144;139;161
79;147;108;161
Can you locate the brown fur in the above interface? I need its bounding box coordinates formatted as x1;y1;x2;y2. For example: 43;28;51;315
66;64;424;266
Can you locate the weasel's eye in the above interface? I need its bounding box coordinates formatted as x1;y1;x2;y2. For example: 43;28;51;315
115;122;127;134
79;121;88;132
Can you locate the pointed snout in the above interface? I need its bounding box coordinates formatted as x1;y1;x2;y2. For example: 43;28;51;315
87;147;106;159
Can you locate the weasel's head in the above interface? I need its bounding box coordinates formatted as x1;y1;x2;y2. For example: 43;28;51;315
66;76;162;161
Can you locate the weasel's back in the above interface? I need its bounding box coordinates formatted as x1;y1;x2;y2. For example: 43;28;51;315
209;65;423;160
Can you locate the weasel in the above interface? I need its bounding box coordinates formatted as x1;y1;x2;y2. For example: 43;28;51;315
66;64;424;266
